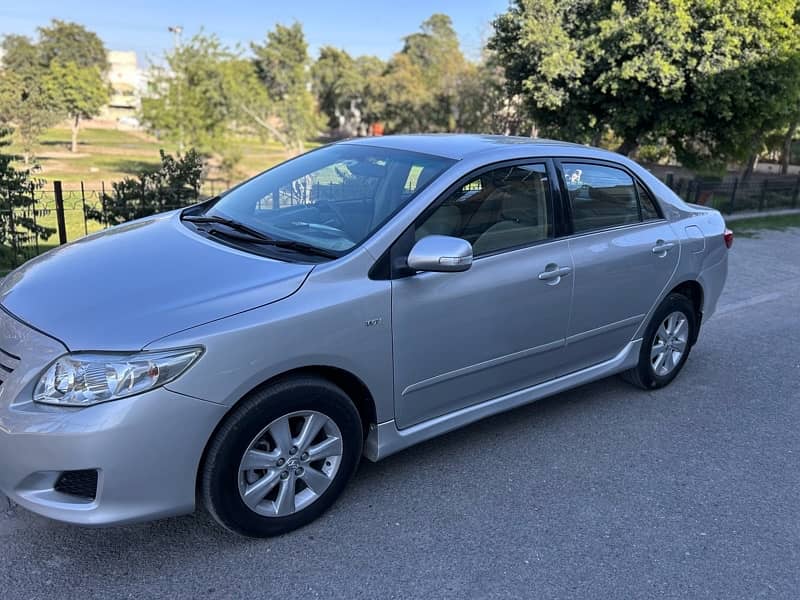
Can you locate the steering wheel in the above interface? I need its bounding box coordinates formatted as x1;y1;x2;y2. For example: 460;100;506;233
314;198;355;236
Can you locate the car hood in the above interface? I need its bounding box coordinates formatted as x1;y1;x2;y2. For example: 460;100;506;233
0;212;314;350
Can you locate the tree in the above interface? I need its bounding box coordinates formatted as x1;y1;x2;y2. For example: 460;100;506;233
379;53;433;132
311;48;387;136
141;31;316;179
453;56;532;136
141;34;240;157
251;23;322;153
0;35;40;72
490;0;800;170
354;55;387;127
780;118;799;174
4;20;111;154
0;36;62;163
36;19;109;72
379;14;473;134
45;61;109;153
312;47;364;135
0;126;55;254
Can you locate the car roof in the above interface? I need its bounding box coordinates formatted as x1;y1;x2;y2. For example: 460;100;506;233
341;133;602;161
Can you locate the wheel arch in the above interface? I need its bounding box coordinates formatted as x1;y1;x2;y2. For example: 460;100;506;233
195;365;377;499
666;279;704;343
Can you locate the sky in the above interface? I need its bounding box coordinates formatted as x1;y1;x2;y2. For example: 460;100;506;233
0;0;511;66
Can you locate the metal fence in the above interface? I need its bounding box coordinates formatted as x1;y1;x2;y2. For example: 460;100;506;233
1;181;200;270
664;173;800;213
2;172;800;271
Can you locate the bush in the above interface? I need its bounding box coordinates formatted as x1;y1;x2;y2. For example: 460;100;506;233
86;149;204;226
0;126;56;246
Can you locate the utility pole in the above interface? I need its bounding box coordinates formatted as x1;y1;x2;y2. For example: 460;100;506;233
168;25;184;153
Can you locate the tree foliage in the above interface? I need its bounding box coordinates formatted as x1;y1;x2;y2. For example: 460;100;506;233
490;0;800;169
46;60;109;153
380;14;473;133
0;20;110;154
250;23;323;153
0;36;62;163
86;149;203;226
36;19;109;72
311;47;383;136
141;34;241;156
454;55;533;136
143;25;322;164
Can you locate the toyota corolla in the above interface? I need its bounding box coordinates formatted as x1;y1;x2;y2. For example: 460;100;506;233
0;135;729;537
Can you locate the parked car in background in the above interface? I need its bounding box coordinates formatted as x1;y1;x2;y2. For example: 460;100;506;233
0;135;730;537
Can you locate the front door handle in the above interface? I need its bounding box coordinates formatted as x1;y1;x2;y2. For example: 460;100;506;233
652;240;676;256
538;264;572;285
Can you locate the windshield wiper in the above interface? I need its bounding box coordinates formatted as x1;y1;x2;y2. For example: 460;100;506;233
182;214;272;241
184;214;339;259
261;239;340;258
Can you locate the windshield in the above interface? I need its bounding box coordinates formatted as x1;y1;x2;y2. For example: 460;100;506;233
203;143;456;254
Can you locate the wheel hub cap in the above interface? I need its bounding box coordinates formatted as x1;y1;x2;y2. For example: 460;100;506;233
237;410;343;518
650;311;688;377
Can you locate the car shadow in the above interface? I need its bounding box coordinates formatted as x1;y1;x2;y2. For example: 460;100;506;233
2;370;665;580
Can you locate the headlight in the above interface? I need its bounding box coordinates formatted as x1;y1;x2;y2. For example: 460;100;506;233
34;348;203;407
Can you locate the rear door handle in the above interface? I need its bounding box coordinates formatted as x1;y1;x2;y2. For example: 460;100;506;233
652;240;675;256
538;264;572;284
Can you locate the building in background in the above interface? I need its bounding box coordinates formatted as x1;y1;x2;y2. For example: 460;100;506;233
101;50;144;126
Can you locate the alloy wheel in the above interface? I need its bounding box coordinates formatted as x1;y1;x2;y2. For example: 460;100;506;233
650;311;688;377
238;410;343;517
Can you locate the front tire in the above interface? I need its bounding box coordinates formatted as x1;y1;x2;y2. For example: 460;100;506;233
201;376;363;537
622;293;697;390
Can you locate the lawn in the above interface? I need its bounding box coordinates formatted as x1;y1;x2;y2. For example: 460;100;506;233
8;125;296;190
728;212;800;237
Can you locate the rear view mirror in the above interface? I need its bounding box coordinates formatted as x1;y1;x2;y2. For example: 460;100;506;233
407;235;473;273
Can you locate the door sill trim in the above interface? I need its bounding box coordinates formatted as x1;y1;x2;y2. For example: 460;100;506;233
401;338;564;396
364;339;642;461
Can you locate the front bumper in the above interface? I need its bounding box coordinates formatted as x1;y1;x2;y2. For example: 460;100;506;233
0;388;227;526
0;308;227;526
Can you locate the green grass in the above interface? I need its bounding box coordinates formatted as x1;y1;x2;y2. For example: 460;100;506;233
728;212;800;238
7;126;304;189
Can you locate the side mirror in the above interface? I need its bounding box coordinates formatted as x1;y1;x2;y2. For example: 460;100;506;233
407;235;473;273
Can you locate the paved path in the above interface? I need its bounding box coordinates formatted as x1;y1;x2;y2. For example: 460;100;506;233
2;230;799;599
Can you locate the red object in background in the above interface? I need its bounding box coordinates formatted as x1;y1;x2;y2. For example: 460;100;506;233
371;122;385;136
724;228;734;249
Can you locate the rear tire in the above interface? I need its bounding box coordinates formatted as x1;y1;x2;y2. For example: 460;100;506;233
201;376;363;537
622;293;697;390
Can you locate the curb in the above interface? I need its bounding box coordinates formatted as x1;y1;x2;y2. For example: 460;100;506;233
724;208;800;222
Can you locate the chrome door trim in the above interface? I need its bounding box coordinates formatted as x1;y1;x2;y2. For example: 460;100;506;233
365;339;643;461
560;219;670;242
400;338;565;396
565;314;645;345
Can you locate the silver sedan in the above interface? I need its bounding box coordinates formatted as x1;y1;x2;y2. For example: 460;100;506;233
0;135;730;536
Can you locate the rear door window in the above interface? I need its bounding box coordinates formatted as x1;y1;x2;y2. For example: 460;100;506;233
560;163;641;233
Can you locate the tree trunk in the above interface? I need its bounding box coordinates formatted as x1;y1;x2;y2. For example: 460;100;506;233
780;118;798;175
616;137;639;156
741;153;759;181
70;114;80;153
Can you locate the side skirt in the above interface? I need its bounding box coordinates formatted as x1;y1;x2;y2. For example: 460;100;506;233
363;339;642;461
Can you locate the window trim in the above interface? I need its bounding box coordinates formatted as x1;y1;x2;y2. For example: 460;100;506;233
203;143;457;262
371;158;564;280
551;157;665;238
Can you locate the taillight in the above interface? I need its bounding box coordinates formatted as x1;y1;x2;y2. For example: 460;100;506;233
723;228;734;249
